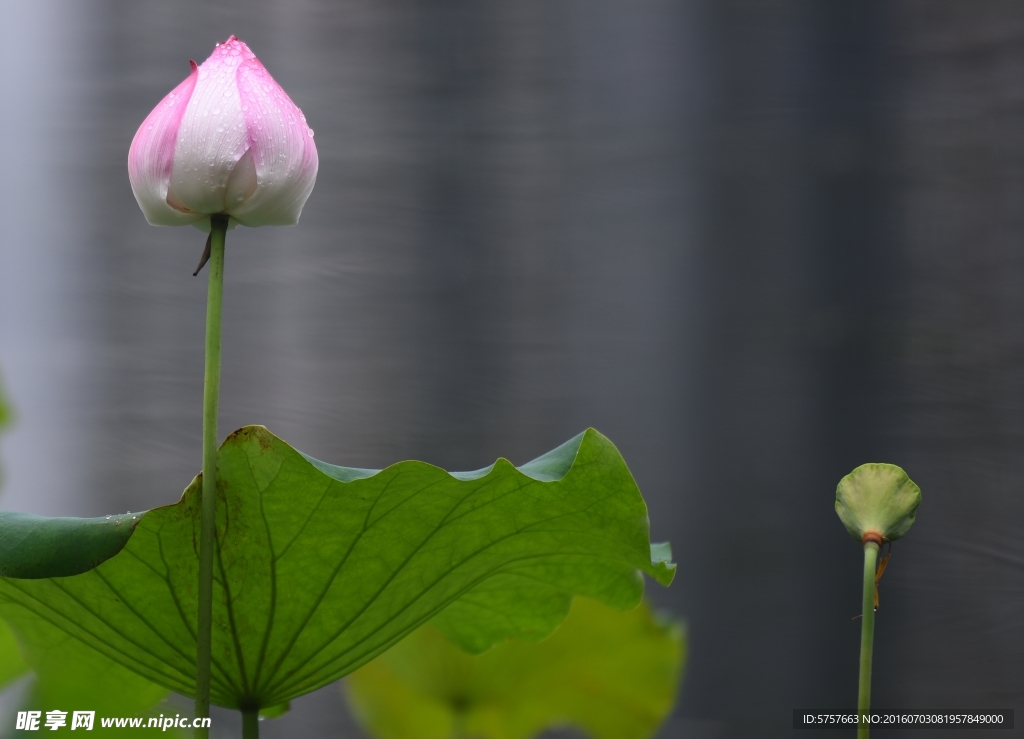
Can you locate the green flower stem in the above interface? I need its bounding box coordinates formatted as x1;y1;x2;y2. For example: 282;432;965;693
195;215;228;738
242;709;259;739
857;540;879;739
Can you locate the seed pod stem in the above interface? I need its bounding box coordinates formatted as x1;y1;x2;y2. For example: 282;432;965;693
857;537;879;739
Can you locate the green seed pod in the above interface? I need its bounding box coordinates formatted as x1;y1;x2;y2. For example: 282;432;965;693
835;463;921;543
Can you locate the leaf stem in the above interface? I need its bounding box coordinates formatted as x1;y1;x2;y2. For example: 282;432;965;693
195;215;228;738
857;540;879;739
242;709;260;739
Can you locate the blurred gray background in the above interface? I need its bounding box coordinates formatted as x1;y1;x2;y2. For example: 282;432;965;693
1;0;1022;737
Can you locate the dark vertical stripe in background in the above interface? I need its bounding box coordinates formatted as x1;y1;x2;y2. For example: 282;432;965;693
0;1;1020;737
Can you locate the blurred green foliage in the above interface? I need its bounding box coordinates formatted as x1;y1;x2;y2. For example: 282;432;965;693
0;375;10;433
346;597;684;739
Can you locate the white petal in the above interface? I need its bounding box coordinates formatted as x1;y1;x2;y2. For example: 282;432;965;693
166;44;250;216
224;148;258;211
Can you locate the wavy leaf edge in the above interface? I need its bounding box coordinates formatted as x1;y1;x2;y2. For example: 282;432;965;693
0;426;675;711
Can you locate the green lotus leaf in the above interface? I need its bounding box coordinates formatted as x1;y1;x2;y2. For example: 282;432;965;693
0;426;673;712
0;513;141;579
0;617;29;690
4;606;178;736
346;596;684;739
259;702;290;719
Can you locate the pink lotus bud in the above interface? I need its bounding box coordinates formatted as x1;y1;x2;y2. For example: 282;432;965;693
128;36;318;230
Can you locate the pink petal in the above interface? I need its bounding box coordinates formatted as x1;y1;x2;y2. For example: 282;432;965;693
128;62;203;226
230;47;318;227
165;39;251;217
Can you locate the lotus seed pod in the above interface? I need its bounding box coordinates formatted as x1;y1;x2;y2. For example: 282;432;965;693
835;463;921;543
